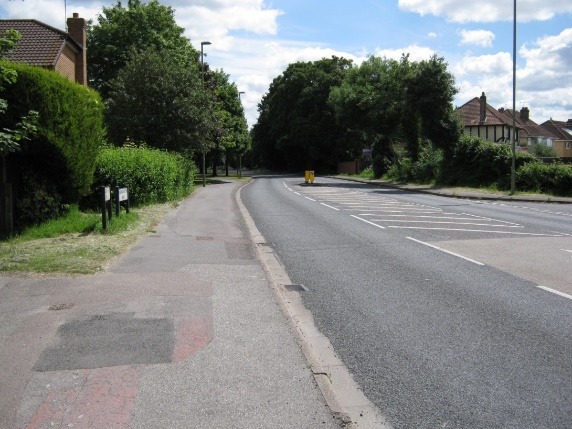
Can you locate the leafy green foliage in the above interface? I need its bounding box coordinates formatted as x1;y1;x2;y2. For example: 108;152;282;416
15;171;64;229
105;47;212;153
90;146;195;207
2;60;105;201
516;162;572;196
87;0;196;97
252;56;353;172
528;142;558;158
210;70;251;173
1;30;38;158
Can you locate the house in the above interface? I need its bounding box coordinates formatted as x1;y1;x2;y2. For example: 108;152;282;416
540;119;572;158
0;13;87;86
455;92;521;146
498;106;559;150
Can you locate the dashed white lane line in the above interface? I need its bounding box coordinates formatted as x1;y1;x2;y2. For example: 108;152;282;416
351;215;386;229
305;197;316;201
321;203;340;211
406;237;485;266
537;286;572;300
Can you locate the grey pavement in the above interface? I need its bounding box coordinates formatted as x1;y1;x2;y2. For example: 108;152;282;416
331;175;572;204
0;179;343;429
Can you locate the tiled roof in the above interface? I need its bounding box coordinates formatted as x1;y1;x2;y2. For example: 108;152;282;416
498;108;559;139
540;119;572;141
0;19;81;67
455;97;514;127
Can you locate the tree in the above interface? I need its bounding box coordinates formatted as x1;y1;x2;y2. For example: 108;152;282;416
87;0;196;97
329;56;409;174
210;70;250;176
252;56;353;172
105;46;214;154
404;55;460;159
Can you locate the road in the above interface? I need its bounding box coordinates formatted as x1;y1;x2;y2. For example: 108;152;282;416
241;174;572;429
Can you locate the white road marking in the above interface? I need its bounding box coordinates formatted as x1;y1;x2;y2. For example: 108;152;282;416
406;237;485;266
371;220;524;227
537;286;572;300
321;203;339;211
562;249;572;253
351;215;386;229
392;226;560;236
305;196;316;201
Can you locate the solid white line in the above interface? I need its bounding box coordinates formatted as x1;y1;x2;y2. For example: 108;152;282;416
305;196;316;201
351;215;386;229
321;203;339;211
406;237;485;266
537;286;572;300
294;192;301;195
371;220;523;227
459;212;521;226
562;249;572;253
391;226;559;236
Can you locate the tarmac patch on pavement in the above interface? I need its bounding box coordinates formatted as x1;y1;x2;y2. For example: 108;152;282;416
33;313;174;371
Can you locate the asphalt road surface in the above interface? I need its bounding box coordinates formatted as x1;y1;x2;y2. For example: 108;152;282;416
241;174;572;429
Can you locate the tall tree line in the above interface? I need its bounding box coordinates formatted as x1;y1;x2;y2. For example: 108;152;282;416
252;54;460;175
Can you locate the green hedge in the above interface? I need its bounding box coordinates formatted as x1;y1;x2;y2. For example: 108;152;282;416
516;162;572;196
90;146;195;207
440;135;536;188
1;60;105;201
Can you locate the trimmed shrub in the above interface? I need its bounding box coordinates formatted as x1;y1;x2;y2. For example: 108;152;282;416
2;60;105;202
440;135;536;188
88;146;195;207
516;162;572;196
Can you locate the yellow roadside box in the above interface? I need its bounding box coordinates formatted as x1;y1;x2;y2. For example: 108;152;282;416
304;170;315;184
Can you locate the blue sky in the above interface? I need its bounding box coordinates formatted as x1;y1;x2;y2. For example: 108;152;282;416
1;0;571;128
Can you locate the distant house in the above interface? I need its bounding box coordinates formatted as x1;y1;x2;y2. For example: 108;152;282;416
497;106;559;150
455;92;521;145
0;13;87;86
540;119;572;158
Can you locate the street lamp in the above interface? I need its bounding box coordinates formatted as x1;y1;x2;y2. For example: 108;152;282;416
238;91;245;178
510;0;517;194
200;41;211;187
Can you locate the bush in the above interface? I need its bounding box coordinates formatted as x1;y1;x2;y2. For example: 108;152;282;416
14;171;65;228
440;135;536;188
87;146;195;208
385;144;443;184
516;162;572;196
1;60;105;202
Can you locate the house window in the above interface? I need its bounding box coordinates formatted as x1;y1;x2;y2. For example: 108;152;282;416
566;142;571;150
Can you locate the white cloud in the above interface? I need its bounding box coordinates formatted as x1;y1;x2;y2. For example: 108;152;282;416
374;44;435;62
427;32;437;39
453;27;572;123
458;29;495;47
398;0;572;23
453;52;512;77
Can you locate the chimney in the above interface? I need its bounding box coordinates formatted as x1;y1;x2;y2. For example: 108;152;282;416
66;13;87;86
520;107;530;121
479;92;487;123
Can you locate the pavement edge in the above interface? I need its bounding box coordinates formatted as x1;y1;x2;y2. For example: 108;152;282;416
235;180;392;429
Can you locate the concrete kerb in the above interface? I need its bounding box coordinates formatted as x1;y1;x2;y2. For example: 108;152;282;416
235;180;392;429
330;175;572;204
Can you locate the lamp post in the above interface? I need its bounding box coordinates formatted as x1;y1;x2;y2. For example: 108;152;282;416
200;41;211;187
510;0;517;194
238;91;245;178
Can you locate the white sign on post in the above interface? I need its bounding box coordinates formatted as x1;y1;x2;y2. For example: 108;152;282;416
118;188;128;201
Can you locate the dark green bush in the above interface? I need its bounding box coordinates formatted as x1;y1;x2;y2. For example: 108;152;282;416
89;146;195;207
14;171;66;228
516;162;572;196
2;60;105;201
440;135;536;188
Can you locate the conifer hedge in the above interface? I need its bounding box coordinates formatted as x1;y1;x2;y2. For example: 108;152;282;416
1;60;105;206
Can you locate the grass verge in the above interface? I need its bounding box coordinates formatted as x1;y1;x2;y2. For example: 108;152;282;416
0;203;177;275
